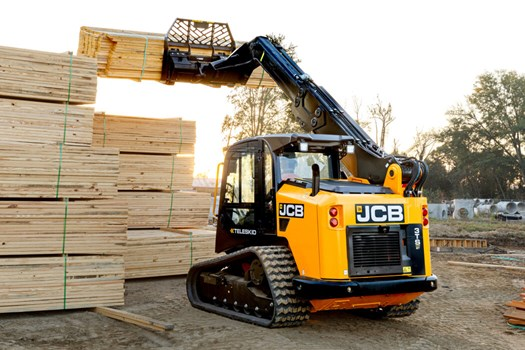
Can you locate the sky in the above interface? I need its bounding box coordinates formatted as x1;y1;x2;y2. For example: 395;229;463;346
2;1;525;177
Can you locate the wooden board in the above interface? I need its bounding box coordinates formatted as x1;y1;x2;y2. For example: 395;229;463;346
93;306;174;331
77;26;276;88
0;98;93;147
0;144;119;199
506;300;525;310
504;308;525;322
447;261;525;271
119;191;210;229
93;113;195;154
0;46;97;104
0;255;124;313
118;154;194;191
125;228;218;279
0;199;127;256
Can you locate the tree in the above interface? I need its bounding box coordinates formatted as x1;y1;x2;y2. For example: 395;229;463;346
406;129;437;161
368;95;395;149
426;70;525;199
221;34;302;146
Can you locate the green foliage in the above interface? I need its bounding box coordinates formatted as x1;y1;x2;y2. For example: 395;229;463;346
426;70;525;199
221;34;302;146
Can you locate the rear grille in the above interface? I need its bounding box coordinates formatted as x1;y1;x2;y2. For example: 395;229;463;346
348;228;403;276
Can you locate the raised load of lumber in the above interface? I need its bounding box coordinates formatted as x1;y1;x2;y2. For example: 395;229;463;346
0;98;94;147
119;191;210;229
0;45;97;104
93;113;195;154
118;153;193;191
125;228;217;279
77;26;276;88
0;144;119;198
0;255;124;313
0;199;127;255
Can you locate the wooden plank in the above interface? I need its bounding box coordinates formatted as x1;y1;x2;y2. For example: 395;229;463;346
503;308;525;321
0;98;93;147
0;144;119;199
447;261;525;271
93;113;195;154
92;306;174;331
77;26;276;88
506;300;525;310
0;46;97;104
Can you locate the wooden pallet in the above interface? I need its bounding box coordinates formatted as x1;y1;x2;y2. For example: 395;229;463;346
118;191;210;229
0;45;97;104
0;144;119;199
0;199;127;256
77;26;276;88
0;98;94;147
124;228;218;279
93;113;195;155
430;237;488;250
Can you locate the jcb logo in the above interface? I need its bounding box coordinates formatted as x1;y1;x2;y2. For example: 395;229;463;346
279;203;304;218
355;204;404;223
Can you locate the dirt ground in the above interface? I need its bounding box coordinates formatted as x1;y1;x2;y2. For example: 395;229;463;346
1;220;525;350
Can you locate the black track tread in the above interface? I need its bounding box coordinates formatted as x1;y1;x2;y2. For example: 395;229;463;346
186;245;310;328
252;246;310;327
384;299;420;318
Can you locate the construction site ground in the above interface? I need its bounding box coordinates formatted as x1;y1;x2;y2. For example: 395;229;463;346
1;219;524;350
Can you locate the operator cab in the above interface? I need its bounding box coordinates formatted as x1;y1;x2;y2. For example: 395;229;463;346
216;133;365;253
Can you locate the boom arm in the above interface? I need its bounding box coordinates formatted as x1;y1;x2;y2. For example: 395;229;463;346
162;19;427;188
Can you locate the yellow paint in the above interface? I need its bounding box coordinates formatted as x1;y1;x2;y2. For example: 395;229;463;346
383;163;404;195
276;181;434;287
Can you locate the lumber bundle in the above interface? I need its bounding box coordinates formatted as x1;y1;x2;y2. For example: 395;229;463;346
0;199;127;255
118;153;194;191
0;45;97;104
0;144;119;198
93;113;195;154
119;191;210;229
124;228;218;279
77;26;276;88
0;98;93;147
77;26;164;81
0;255;124;313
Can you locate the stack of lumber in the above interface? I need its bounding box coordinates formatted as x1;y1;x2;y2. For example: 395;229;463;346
0;255;124;313
93;112;209;229
93;112;215;278
0;200;127;255
504;288;525;326
119;191;210;229
0;45;125;313
77;26;276;88
92;113;195;154
0;144;118;198
0;98;94;147
118;153;194;191
0;46;97;104
124;228;218;279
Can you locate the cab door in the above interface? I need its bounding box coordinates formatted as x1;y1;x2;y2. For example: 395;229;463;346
215;140;276;253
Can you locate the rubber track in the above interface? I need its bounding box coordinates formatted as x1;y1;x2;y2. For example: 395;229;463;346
186;245;310;327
